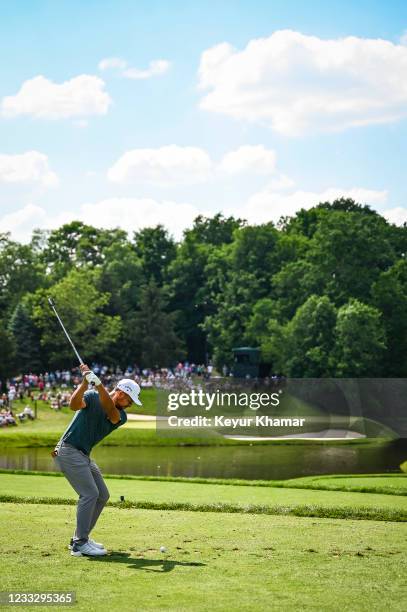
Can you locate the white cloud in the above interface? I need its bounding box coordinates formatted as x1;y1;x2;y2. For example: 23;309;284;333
235;186;388;224
198;30;407;135
3;189;402;245
80;197;204;238
0;198;206;243
266;174;295;191
382;207;407;225
0;151;58;187
123;60;170;80
219;145;277;175
99;56;170;80
108;144;281;185
98;57;127;71
1;75;111;119
0;204;72;242
107;145;213;185
198;42;235;90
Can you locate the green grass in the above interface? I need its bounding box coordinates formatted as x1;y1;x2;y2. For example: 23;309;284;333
0;428;394;448
1;399;229;446
6;401;154;431
2;391;398;455
6;399;73;430
280;474;407;495
1;502;406;611
1;468;405;493
0;473;406;521
126;387;157;415
0;428;240;447
1;397;394;447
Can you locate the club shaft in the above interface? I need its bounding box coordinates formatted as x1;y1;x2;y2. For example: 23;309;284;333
48;299;84;365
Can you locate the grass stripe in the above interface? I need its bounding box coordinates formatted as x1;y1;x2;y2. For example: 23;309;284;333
0;493;405;522
0;468;405;495
0;430;392;447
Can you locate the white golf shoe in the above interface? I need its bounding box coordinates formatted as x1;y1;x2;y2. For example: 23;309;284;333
69;537;105;550
70;541;107;557
88;538;105;549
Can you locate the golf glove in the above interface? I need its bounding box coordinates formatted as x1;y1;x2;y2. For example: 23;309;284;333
85;371;102;386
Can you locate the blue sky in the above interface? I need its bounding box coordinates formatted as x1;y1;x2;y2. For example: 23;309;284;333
1;0;407;241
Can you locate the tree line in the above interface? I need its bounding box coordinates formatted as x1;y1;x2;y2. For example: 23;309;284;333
1;198;406;381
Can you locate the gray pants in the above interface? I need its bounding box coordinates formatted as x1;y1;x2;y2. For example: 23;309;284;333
53;442;110;543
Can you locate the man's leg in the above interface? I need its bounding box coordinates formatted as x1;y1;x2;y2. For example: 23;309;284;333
72;460;110;540
87;460;110;535
54;446;99;543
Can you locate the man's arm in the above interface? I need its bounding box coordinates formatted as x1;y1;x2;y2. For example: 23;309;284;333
80;364;121;424
69;378;88;411
95;384;121;424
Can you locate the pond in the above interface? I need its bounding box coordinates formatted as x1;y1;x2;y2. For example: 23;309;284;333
1;440;406;480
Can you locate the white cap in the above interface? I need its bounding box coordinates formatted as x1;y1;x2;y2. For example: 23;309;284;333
116;379;142;406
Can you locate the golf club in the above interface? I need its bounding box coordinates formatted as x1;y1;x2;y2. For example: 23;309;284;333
48;297;84;366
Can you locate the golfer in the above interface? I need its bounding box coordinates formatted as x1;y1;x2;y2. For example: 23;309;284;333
52;364;142;557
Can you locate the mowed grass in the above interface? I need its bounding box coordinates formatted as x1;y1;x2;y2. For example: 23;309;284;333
282;474;407;495
3;397;157;432
0;397;206;446
1;395;395;447
0;406;391;448
1;473;406;520
1;502;406;611
0;397;234;446
2;469;406;495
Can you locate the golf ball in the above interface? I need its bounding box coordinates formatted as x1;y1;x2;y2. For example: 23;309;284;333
160;546;166;553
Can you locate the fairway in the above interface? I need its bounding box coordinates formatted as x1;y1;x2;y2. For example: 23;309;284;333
1;473;407;518
1;502;406;611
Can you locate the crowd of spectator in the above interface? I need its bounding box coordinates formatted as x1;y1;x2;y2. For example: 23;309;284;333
0;363;284;425
0;408;16;427
0;362;217;407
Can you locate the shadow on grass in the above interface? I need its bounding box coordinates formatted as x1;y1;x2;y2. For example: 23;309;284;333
88;551;206;572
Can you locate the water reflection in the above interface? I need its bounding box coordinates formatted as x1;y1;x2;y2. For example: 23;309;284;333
1;440;406;480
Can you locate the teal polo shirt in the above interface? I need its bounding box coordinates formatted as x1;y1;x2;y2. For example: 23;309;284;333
60;389;127;455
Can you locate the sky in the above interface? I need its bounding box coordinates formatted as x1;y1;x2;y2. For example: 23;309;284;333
1;0;407;242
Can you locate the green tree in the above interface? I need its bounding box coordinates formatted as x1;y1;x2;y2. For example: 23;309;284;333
203;272;263;368
0;233;46;319
0;323;16;386
285;295;337;377
202;223;281;367
98;242;143;317
371;258;407;376
41;221;128;280
333;299;386;377
245;298;278;345
1;203;405;379
306;210;395;305
245;299;289;372
271;260;319;322
131;282;185;367
281;198;380;238
27;269;122;368
9;303;44;373
167;214;244;362
133;225;176;285
167;236;211;362
189;213;245;246
232;223;279;286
